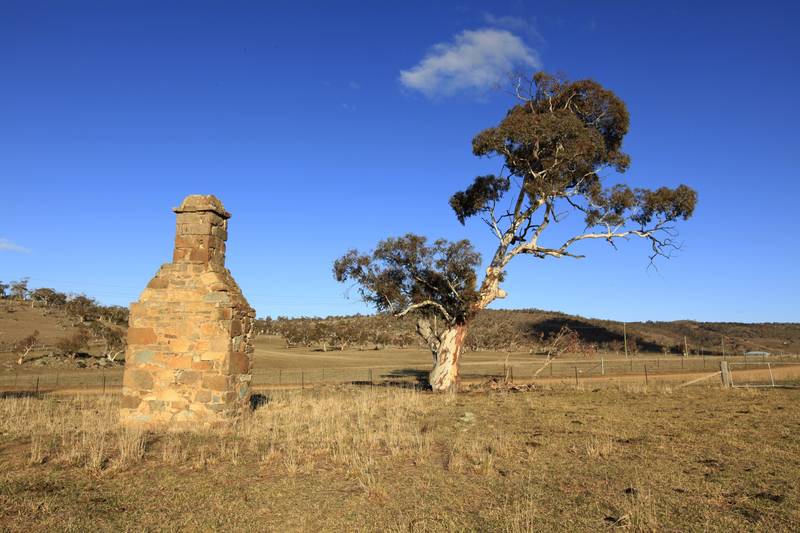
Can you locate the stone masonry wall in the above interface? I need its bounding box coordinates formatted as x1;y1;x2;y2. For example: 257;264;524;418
120;195;255;429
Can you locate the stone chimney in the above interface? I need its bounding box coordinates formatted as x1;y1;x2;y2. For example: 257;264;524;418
172;195;230;268
120;195;255;429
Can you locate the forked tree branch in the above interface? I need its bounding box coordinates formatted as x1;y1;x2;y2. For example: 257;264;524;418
476;176;685;311
396;300;454;324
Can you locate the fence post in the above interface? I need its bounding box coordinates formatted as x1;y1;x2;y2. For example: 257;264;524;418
574;367;579;387
601;358;605;375
510;366;514;382
768;363;775;387
644;365;648;385
623;322;628;359
720;361;732;388
369;368;373;384
35;376;40;396
279;369;282;385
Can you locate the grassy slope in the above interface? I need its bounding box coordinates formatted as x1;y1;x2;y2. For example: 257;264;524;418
0;301;84;348
0;385;798;531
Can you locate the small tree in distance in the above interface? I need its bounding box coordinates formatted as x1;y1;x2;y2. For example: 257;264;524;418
335;72;697;391
9;278;29;301
15;330;40;365
55;329;90;359
65;295;98;324
92;323;125;362
30;287;67;309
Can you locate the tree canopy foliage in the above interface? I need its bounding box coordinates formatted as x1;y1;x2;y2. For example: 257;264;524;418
334;234;481;326
450;72;696;264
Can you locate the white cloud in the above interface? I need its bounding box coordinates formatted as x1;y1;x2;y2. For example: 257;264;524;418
0;238;31;253
399;28;541;98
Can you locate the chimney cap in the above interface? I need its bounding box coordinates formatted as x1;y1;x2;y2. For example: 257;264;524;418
173;195;231;219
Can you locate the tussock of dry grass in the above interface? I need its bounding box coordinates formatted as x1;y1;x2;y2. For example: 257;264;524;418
241;388;431;470
0;387;433;480
0;384;798;532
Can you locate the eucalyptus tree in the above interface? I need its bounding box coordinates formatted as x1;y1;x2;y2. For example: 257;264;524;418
9;278;29;301
65;294;98;324
335;72;697;391
15;330;39;365
30;288;65;308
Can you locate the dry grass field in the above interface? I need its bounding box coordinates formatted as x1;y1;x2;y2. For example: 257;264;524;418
1;383;798;531
4;333;799;393
3;300;799;530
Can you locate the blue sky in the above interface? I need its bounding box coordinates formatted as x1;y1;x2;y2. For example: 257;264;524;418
2;1;798;322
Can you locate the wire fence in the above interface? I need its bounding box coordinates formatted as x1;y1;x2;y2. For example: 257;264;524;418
1;354;799;393
727;361;800;388
247;354;800;386
0;370;122;394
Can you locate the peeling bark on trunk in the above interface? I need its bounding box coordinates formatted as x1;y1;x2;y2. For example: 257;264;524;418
428;324;467;392
415;318;467;392
421;268;502;391
411;265;507;392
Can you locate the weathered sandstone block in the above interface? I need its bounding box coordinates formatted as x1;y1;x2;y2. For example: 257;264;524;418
120;195;255;429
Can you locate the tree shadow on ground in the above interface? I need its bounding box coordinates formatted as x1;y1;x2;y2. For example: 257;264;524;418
361;380;431;391
0;391;41;399
348;368;431;391
382;368;429;381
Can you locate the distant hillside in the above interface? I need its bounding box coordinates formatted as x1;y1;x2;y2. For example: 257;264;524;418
257;309;800;355
2;293;798;357
0;295;127;357
0;300;87;349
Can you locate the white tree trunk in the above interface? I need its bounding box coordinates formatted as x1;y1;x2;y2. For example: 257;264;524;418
429;324;467;392
16;345;33;365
